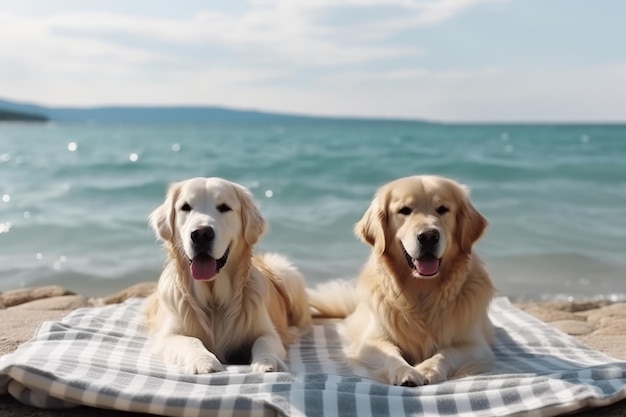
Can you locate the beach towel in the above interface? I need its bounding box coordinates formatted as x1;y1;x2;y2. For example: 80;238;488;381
0;297;625;417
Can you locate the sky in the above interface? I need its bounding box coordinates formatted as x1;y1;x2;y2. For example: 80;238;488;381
0;0;625;122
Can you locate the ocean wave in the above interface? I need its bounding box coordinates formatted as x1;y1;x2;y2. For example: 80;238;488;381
1;122;626;299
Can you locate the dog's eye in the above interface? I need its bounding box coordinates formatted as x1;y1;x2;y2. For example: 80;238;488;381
398;206;412;215
217;203;232;213
436;205;449;215
180;203;192;212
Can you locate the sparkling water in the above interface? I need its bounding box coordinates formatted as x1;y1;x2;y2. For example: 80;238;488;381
1;121;625;300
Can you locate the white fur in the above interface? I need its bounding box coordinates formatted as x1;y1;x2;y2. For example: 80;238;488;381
144;177;311;374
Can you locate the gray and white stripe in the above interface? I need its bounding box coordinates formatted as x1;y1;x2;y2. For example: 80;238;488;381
1;297;625;417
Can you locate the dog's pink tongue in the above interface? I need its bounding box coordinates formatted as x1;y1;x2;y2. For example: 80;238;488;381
190;257;217;281
414;257;440;277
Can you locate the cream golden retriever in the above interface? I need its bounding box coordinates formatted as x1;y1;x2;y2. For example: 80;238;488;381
309;175;495;386
144;177;311;374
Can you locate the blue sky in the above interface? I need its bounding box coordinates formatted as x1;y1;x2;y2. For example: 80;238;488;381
0;0;624;121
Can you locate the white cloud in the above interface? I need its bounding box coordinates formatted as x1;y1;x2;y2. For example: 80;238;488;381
0;0;493;71
0;13;175;74
263;0;506;39
2;1;623;121
407;0;504;25
0;2;437;107
320;66;501;84
182;64;626;122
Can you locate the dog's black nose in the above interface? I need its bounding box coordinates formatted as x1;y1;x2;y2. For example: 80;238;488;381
418;229;440;246
191;227;215;250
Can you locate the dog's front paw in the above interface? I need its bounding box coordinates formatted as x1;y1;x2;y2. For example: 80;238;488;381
182;352;224;374
415;355;447;385
385;365;424;387
251;356;288;373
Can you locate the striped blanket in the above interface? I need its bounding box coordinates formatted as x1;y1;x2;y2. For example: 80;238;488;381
1;297;625;416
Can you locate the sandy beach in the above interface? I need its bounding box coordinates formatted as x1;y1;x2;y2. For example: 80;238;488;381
1;283;625;417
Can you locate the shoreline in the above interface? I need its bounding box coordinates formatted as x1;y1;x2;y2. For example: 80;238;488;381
5;274;626;303
1;283;626;416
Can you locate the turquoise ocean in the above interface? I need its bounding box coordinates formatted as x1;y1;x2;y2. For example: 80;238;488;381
1;122;625;300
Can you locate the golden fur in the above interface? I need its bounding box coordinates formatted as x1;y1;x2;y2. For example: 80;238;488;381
309;175;495;386
144;177;311;374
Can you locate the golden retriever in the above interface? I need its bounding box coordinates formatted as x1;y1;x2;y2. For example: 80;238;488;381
144;177;311;374
308;175;495;386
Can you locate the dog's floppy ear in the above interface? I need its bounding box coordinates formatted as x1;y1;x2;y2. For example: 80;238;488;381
234;183;267;246
354;191;389;256
149;182;181;241
455;185;488;255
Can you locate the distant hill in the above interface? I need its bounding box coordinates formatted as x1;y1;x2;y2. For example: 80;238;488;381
0;97;332;124
0;97;427;124
0;107;48;122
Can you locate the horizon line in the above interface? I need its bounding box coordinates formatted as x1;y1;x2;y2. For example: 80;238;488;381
2;95;626;125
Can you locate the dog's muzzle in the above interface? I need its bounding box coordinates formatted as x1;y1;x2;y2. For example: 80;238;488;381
401;242;441;278
189;245;230;281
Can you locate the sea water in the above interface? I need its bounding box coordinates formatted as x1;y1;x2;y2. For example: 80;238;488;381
1;121;625;300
